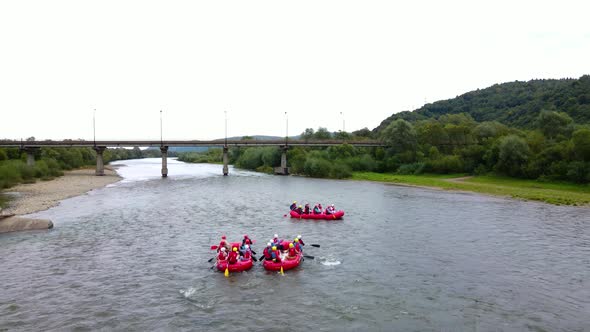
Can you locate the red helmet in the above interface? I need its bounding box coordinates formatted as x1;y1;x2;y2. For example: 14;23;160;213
244;234;249;238
221;235;226;240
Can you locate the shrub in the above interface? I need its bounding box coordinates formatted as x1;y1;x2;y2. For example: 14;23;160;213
329;163;352;179
303;158;331;178
397;162;426;175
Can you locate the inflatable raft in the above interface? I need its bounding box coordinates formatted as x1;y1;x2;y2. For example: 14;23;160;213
216;242;253;273
216;257;253;272
290;210;344;220
262;250;303;271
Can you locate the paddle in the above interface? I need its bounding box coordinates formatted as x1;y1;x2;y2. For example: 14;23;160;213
303;255;315;259
259;254;265;261
310;244;320;248
208;257;215;263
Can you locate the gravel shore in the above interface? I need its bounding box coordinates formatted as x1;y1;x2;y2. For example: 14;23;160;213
0;167;121;233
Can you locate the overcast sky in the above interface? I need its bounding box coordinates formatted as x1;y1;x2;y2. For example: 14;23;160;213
1;0;589;141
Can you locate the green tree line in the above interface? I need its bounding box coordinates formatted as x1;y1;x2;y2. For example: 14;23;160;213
0;145;168;190
180;110;590;184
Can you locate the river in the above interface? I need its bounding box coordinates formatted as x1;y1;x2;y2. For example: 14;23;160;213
1;158;589;331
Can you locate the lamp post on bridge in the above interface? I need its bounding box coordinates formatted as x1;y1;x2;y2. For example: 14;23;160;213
160;109;168;177
285;111;288;147
340;111;345;132
223;109;229;175
93;108;96;147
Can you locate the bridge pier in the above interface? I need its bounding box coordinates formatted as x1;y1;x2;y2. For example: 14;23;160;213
93;146;106;176
222;147;229;176
274;146;289;175
21;147;39;167
160;146;168;177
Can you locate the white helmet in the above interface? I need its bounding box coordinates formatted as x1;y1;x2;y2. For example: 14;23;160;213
221;247;226;251
245;244;249;248
267;242;272;246
297;235;302;239
274;234;278;238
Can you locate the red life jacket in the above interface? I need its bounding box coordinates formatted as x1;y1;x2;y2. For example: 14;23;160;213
217;251;227;260
228;251;238;264
288;247;297;257
244;250;251;259
263;247;272;259
273;250;282;262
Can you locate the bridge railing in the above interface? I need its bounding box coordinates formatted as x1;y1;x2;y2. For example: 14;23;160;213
0;139;385;148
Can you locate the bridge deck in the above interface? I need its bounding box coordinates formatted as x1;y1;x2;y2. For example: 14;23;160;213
0;139;384;148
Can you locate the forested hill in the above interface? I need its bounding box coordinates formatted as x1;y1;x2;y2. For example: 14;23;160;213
374;75;590;133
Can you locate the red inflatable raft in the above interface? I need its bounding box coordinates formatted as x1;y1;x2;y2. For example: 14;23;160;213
263;250;303;271
290;210;345;220
215;242;253;273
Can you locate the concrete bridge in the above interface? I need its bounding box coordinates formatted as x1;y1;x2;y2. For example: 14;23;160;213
0;139;385;177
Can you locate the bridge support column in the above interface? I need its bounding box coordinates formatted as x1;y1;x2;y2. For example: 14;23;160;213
21;147;39;167
222;146;229;176
93;146;106;176
274;146;289;175
160;146;168;177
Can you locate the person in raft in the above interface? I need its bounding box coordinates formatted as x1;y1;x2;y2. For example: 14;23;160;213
217;247;228;261
293;238;303;252
263;242;273;261
272;234;285;250
271;246;282;263
218;236;231;252
228;247;239;264
325;204;335;215
290;201;297;211
287;243;298;259
296;205;304;214
242;234;253;246
240;245;252;261
297;234;305;246
304;203;310;214
313;204;322;214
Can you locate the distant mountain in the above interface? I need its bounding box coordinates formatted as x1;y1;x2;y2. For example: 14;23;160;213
374;75;590;133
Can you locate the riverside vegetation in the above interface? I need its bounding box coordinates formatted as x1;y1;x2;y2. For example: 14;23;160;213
179;76;590;205
0;144;173;207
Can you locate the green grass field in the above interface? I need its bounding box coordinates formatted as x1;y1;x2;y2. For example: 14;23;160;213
351;172;590;206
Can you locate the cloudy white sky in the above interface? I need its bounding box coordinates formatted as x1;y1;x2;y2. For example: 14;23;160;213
1;0;589;140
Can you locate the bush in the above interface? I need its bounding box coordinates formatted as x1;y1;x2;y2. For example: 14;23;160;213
329;163;352;179
255;165;274;174
427;155;464;173
566;161;590;183
397;162;426;175
0;161;23;188
303;158;331;178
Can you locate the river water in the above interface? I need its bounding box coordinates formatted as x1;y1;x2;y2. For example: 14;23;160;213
1;158;589;331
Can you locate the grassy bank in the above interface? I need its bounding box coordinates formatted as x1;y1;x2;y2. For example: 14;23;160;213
351;172;590;206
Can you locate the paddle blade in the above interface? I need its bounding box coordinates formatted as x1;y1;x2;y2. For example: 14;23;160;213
311;244;320;248
210;245;218;250
280;266;284;275
208;257;215;263
304;255;315;259
224;267;229;277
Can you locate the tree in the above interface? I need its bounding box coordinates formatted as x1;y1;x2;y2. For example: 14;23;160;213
495;135;530;177
381;119;417;154
301;128;315;141
313;127;332;140
572;129;590;161
536;110;573;139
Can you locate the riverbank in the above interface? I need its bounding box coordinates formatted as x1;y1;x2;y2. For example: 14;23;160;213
351;172;590;206
0;167;121;233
